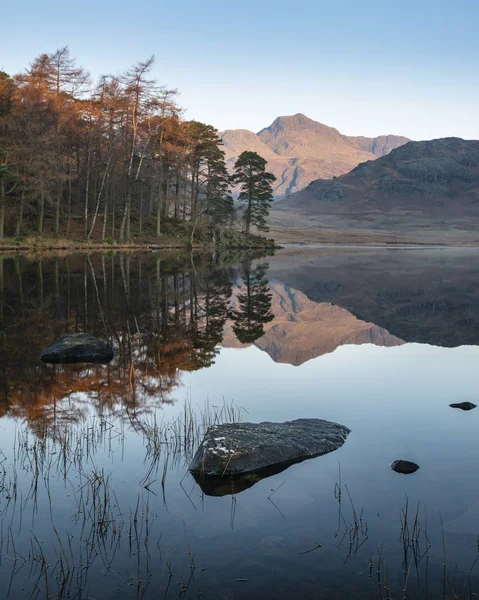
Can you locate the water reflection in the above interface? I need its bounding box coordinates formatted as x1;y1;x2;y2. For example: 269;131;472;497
231;263;274;343
2;247;479;437
0;252;268;435
1;248;479;598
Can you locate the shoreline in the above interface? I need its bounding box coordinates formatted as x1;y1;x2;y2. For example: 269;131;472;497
0;239;278;254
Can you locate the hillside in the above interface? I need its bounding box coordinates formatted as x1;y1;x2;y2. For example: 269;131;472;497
271;137;479;237
221;113;408;198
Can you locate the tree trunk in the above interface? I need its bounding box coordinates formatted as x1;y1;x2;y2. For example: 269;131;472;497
120;188;131;242
162;164;169;219
88;155;112;241
245;190;252;235
0;180;5;242
67;160;72;236
111;191;115;239
54;187;61;237
148;184;154;218
15;189;25;238
101;180;109;242
156;183;161;238
126;191;131;240
139;183;143;235
174;170;180;220
190;168;197;220
84;143;92;239
37;187;45;236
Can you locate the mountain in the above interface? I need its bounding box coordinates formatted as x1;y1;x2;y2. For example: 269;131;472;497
223;282;403;366
271;137;479;234
221;113;409;198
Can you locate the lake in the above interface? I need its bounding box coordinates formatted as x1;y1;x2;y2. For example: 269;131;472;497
1;246;479;599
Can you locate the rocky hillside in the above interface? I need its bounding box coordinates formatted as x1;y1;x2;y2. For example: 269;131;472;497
221;113;408;198
272;137;479;231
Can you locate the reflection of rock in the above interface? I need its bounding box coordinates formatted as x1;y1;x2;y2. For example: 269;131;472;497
391;460;419;474
224;283;403;365
40;333;114;364
450;402;477;411
189;419;350;486
193;463;294;497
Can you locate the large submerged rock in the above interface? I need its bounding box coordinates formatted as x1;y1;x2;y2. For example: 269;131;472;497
189;419;350;484
40;333;114;364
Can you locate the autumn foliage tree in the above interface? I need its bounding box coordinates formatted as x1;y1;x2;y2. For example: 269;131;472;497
0;48;238;243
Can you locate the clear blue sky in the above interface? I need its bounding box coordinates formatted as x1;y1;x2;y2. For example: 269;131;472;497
2;0;478;140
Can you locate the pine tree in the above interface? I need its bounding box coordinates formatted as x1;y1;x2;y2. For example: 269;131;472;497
231;151;276;235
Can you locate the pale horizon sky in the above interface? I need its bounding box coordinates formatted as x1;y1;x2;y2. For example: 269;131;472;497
2;0;479;141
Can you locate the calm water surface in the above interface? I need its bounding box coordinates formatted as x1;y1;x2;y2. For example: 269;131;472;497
1;247;479;599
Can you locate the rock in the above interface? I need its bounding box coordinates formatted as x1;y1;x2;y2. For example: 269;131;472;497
450;402;477;411
391;460;419;475
189;419;350;484
40;333;114;364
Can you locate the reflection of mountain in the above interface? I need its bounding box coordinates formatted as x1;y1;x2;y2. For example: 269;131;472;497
224;283;403;365
266;248;479;348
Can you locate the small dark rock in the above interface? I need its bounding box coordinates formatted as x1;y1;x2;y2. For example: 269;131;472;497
40;333;114;364
391;460;419;475
450;402;477;411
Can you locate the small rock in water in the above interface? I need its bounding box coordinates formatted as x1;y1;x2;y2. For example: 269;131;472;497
40;333;114;364
391;460;419;475
450;402;477;411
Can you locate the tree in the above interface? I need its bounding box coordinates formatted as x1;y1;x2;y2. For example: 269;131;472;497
119;56;161;241
231;151;276;234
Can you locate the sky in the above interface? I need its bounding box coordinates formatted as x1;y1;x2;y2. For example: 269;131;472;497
2;0;479;140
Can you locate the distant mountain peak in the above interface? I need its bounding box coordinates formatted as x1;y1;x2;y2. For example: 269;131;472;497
258;113;335;136
220;115;409;198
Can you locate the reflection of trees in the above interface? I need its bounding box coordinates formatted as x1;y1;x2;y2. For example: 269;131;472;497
0;252;255;436
231;263;274;344
190;269;233;368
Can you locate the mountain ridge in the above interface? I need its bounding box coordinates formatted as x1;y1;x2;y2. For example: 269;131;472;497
220;113;409;198
221;113;409;198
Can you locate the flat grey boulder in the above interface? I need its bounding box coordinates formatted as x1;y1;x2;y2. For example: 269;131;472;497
40;333;114;364
189;418;350;479
450;402;477;411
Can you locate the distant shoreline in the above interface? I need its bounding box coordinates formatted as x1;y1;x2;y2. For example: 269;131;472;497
269;225;479;247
